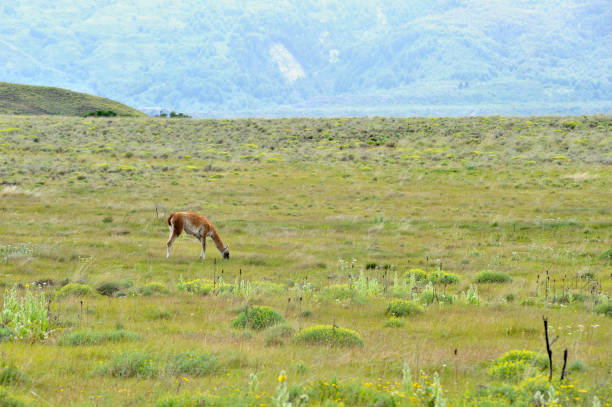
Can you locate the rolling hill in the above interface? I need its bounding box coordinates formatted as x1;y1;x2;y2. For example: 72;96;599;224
0;81;145;116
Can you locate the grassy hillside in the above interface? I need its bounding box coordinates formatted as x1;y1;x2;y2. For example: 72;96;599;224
0;115;610;406
0;81;145;116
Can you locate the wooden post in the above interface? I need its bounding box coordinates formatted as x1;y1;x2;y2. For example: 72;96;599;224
543;316;553;382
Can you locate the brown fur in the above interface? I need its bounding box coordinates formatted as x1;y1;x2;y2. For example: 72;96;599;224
166;211;229;260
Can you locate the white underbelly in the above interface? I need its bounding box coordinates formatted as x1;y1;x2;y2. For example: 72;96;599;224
183;218;201;237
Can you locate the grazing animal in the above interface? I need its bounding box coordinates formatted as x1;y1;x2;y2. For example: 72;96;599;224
166;211;229;260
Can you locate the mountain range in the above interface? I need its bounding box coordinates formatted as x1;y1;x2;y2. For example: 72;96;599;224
1;1;610;117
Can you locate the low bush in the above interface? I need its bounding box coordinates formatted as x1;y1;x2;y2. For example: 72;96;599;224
489;350;548;382
385;300;424;317
100;351;160;378
293;325;363;347
265;323;295;346
177;278;230;295
96;281;122;296
58;329;141;346
475;270;512;283
55;283;96;299
404;268;427;282
427;270;460;285
169;351;219;376
232;306;285;330
594;303;612;316
140;282;169;296
384;317;405;328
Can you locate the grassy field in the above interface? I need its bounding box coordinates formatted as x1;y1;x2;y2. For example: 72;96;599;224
0;114;611;406
0;82;145;116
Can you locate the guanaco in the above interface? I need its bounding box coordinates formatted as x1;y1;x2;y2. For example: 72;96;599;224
166;211;229;260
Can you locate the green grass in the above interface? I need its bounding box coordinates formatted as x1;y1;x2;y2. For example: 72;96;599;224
0;114;610;406
58;329;141;346
0;81;144;116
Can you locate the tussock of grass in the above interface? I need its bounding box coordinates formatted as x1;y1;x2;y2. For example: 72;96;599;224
232;306;285;330
594;303;612;316
475;270;512;283
264;323;295;346
0;387;29;407
293;325;363;347
140;281;169;296
58;329;141;346
98;350;219;378
385;300;424;317
154;394;213;407
384;317;405;328
169;351;219;376
55;283;97;299
0;364;27;386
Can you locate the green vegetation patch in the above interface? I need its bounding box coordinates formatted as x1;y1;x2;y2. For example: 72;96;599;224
385;299;424;317
232;306;285;330
264;323;296;346
140;282;169;296
293;325;364;347
488;350;548;382
154;394;213;407
58;329;141;346
427;270;460;285
1;287;49;342
98;350;219;378
594;303;612;316
177;278;230;295
475;270;512;283
55;283;97;299
0;364;27;386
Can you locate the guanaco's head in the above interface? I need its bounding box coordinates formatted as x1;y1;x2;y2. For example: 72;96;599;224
223;246;230;259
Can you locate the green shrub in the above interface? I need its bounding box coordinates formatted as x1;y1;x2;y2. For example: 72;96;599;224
0;364;27;386
1;287;49;342
55;283;96;299
141;282;169;296
169;352;219;376
232;306;285;330
293;325;363;347
599;249;612;260
404;268;427;282
428;270;460;285
58;329;141;346
385;300;424;317
475;270;512;283
177;278;230;295
96;281;122;296
99;351;160;378
489;350;547;382
265;323;295;346
594;303;612;316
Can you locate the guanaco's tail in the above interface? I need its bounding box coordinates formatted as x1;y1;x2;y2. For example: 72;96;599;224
167;213;175;226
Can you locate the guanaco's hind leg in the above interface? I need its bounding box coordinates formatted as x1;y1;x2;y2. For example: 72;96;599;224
166;228;178;258
166;220;183;259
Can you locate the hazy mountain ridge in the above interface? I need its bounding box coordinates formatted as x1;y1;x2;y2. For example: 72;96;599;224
1;0;610;116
